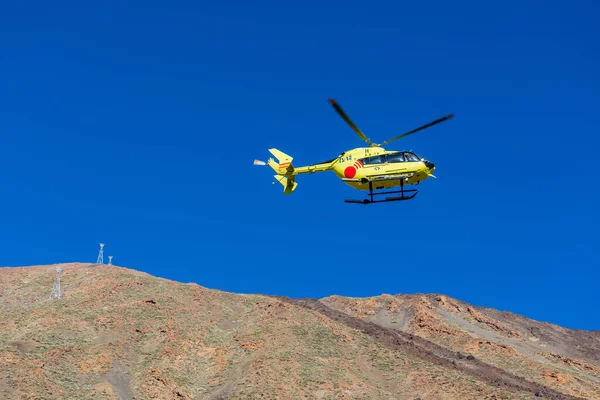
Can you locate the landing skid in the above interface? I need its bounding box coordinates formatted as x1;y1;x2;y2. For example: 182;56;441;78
344;181;417;204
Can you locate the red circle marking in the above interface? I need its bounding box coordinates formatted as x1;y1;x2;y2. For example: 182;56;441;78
344;166;356;178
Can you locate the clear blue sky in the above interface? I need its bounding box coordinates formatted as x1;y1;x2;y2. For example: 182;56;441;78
1;0;598;330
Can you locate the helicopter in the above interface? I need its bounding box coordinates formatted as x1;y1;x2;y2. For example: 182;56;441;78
254;99;454;204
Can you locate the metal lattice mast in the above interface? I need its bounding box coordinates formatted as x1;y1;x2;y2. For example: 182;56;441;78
50;267;62;300
108;256;113;265
96;243;104;264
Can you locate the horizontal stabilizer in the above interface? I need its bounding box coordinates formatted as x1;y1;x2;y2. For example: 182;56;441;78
268;148;292;163
269;148;294;170
268;148;294;173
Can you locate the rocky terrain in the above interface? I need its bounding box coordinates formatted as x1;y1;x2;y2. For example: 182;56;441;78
0;263;598;399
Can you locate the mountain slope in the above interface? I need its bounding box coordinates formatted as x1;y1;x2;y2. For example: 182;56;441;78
319;294;600;400
0;263;597;399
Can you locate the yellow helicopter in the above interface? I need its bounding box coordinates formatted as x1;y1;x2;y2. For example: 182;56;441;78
254;99;454;204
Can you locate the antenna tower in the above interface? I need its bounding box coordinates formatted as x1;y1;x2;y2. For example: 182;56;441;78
50;267;63;300
108;256;113;265
96;243;104;264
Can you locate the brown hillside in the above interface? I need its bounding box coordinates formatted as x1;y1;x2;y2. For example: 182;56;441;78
0;263;597;399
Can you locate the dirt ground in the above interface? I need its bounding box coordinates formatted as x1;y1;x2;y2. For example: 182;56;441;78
1;263;597;399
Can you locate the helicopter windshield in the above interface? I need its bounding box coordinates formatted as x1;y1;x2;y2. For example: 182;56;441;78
403;152;420;162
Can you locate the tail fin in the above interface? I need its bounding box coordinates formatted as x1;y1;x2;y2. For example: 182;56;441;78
273;174;298;194
267;148;298;194
267;148;295;174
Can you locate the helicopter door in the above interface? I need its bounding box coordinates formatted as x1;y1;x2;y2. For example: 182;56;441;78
385;152;408;173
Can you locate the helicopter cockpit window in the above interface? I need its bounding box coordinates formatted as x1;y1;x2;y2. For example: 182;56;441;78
386;152;405;163
362;155;384;165
360;156;371;165
404;152;420;162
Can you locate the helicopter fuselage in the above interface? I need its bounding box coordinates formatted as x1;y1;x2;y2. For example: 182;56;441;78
255;98;450;202
331;147;435;191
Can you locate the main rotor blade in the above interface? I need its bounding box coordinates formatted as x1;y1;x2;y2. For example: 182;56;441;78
381;114;454;145
328;99;373;146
